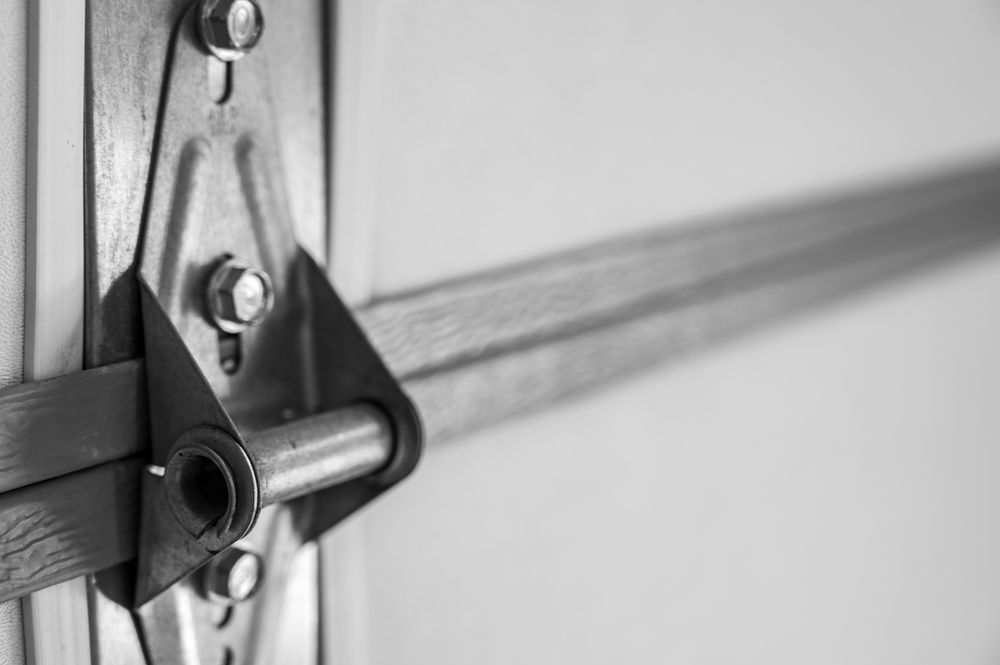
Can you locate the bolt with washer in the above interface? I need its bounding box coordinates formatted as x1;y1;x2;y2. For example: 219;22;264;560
204;545;264;603
206;259;274;334
199;0;264;62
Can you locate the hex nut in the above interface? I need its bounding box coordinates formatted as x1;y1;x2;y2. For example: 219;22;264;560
204;545;264;603
206;259;274;334
199;0;264;62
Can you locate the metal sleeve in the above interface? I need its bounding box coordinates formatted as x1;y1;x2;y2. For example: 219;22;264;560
245;403;393;506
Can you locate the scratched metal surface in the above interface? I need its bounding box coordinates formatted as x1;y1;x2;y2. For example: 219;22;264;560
85;0;327;366
84;3;328;662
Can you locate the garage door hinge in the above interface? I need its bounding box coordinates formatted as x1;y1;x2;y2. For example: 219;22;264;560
131;0;422;660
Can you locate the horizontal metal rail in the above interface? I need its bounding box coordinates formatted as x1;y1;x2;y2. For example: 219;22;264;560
2;159;1000;601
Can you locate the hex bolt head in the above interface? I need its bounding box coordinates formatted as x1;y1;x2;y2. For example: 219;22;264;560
204;545;264;603
206;259;274;334
198;0;264;62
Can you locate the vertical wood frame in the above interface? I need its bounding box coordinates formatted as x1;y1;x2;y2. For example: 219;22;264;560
23;0;89;663
25;0;85;379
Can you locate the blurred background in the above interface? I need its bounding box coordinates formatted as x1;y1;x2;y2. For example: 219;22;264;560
322;2;1000;663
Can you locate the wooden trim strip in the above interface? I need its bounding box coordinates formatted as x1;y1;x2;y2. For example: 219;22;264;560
23;0;91;658
0;162;999;601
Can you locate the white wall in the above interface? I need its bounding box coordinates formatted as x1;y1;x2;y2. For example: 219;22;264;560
326;1;1000;663
332;0;1000;296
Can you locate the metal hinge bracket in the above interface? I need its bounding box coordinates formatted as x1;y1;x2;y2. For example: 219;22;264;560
130;1;422;661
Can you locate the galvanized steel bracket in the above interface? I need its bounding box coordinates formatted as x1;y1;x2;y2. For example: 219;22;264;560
133;0;421;618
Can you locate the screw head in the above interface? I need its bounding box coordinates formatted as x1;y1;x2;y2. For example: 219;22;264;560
204;545;264;603
199;0;264;62
206;259;274;334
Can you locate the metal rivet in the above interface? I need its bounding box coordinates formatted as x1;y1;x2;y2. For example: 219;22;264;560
204;546;264;603
198;0;264;62
206;259;274;334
